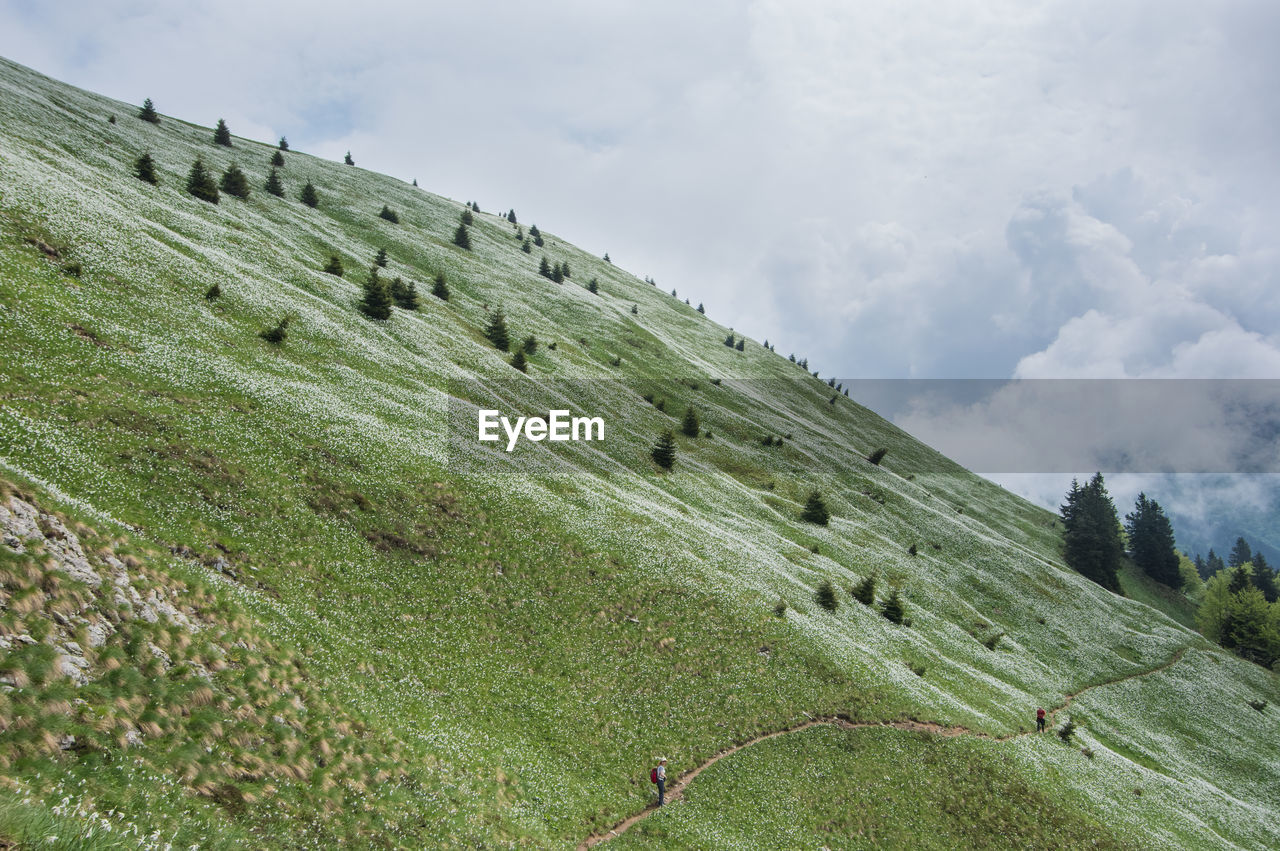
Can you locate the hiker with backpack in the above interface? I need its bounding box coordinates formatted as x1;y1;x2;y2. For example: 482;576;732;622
650;758;667;806
1036;708;1046;733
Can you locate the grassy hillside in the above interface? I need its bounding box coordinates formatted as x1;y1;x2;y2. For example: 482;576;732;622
1;55;1278;849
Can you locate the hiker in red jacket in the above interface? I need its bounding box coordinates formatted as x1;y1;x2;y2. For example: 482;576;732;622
1036;708;1046;733
651;758;667;806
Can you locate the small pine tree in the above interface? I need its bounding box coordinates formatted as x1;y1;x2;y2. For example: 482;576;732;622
533;232;544;247
815;580;838;612
265;167;284;197
651;430;676;470
138;97;160;124
271;150;285;167
134;152;158;185
379;205;400;224
735;338;745;351
529;224;540;239
697;303;705;314
515;225;524;240
185;157;219;204
485;309;510;351
300;180;319;208
562;260;571;278
204;282;222;300
453;223;472;250
108;114;116;124
681;406;700;438
323;255;344;276
539;256;552;278
852;575;876;606
461;208;474;226
344;151;355;166
908;543;918;556
1057;718;1076;743
584;278;598;294
214;118;232;147
431;272;450;301
260;316;289;344
278;136;289;151
390;277;419;311
724;333;735;347
358;267;392;320
801;491;830;525
631;304;638;314
867;448;888;465
551;263;565;284
521;239;532;253
412;178;418;187
507;209;517;223
219;163;250;199
604;252;611;263
881;588;905;624
523;335;538;354
374;248;389;268
510;347;527;372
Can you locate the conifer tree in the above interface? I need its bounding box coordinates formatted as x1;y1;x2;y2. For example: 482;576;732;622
1230;537;1254;569
300;180;319;208
259;316;289;344
852;575;876;606
270;150;285;168
523;335;538;354
736;338;745;351
358;266;392;320
801;491;830;525
521;239;532;253
510;347;527;372
681;406;700;437
631;304;638;314
134;152;158;185
214;118;233;146
379;205;400;223
484;309;510;351
1252;552;1278;604
697;303;705;314
219;163;250;199
138;97;160;124
724;333;735;348
185;157;219;204
604;252;611;263
815;580;838;612
651;430;676;470
587;278;599;294
515;225;524;240
390;277;419;310
431;272;450;301
265;167;284;197
867;448;888;465
323;255;344;276
1060;473;1124;591
539;256;552;278
1206;549;1226;576
374;248;389;268
529;224;540;240
344;151;355;166
551;263;565;284
278;136;289;151
453;223;472;250
881;588;905;624
562;260;571;278
1124;493;1182;589
507;209;517;223
205;282;222;300
461;208;474;226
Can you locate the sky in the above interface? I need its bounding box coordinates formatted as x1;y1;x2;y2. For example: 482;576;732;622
2;0;1278;549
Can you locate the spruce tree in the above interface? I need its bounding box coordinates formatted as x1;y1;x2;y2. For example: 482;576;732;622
323;255;344;276
453;223;472;250
815;580;838;612
390;277;419;311
461;208;474;226
205;282;222;300
484;309;510;351
697;303;705;314
278;136;289;151
1230;537;1253;569
510;347;527;372
681;406;700;437
379;205;400;223
358;267;392;320
651;430;676;470
300;180;319;208
260;316;289;344
214;118;232;146
631;304;638;314
881;588;905;624
185;157;219;204
507;209;517;223
867;448;888;465
801;491;830;525
431;272;450;300
736;338;745;351
551;263;565;283
344;151;355;166
539;256;552;278
523;335;538;354
374;248;389;268
138;97;160;124
1124;493;1182;589
521;239;532;253
1206;549;1226;576
271;150;285;167
587;278;599;294
134;152;158;185
219;163;250;199
1060;473;1124;592
724;333;735;347
265;167;284;197
562;260;571;278
852;575;876;606
603;252;611;263
1252;552;1278;603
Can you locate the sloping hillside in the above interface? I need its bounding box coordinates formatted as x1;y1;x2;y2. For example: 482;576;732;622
1;56;1278;849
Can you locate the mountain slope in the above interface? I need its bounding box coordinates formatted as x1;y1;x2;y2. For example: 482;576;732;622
1;56;1278;849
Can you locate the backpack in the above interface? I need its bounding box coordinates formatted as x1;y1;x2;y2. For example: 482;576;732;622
650;767;658;784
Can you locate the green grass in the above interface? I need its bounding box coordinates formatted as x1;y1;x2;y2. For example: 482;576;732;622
0;53;1277;849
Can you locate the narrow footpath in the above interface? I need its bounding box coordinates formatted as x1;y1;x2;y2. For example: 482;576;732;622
579;647;1190;848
